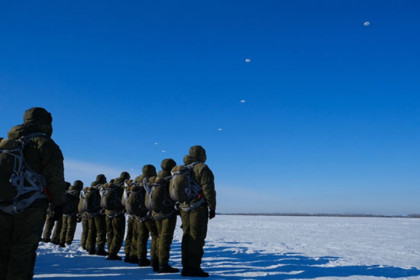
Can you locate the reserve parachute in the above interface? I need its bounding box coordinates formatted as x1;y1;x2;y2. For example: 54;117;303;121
0;133;47;214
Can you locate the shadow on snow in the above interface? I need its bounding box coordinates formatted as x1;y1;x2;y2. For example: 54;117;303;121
34;240;420;279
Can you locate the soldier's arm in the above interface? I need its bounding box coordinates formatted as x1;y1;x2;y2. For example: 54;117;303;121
199;165;216;211
39;138;66;206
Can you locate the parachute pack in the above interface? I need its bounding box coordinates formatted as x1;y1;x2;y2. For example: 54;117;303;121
124;181;147;217
63;189;80;215
144;176;173;213
0;133;48;215
78;186;101;215
169;162;203;204
100;184;123;211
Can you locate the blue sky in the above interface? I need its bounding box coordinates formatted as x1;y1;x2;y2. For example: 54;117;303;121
1;1;419;215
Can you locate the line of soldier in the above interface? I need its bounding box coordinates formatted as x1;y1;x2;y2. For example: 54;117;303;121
40;145;216;277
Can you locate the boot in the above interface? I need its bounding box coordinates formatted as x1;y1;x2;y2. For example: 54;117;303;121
138;258;151;267
59;242;66;248
88;248;96;255
41;238;51;243
151;258;159;272
124;255;131;263
159;264;179;273
96;249;108;256
182;267;209;277
127;256;139;264
107;254;122;261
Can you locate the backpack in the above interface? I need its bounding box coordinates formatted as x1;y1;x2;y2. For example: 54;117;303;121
0;133;47;215
100;184;123;211
169;162;202;203
125;182;147;217
63;189;79;215
144;176;173;213
79;186;101;214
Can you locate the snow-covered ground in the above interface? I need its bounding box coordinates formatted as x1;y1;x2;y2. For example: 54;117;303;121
35;215;420;279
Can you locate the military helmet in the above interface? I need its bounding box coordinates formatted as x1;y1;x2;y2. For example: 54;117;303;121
161;158;176;171
74;180;84;190
142;164;157;177
119;171;130;180
189;145;207;163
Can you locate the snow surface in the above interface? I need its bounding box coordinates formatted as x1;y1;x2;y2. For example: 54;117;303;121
35;215;420;279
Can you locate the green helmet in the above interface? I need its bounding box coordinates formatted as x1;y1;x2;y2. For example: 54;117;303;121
189;145;207;163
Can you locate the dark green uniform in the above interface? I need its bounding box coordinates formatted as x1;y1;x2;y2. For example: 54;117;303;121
0;107;66;280
151;158;179;273
135;165;159;269
180;146;216;278
104;172;129;260
60;180;83;246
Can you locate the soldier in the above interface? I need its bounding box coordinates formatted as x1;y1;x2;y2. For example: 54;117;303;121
123;179;139;264
148;158;179;273
85;174;108;256
0;107;66;280
78;185;90;250
180;146;216;277
135;165;159;270
59;180;83;247
42;182;70;244
103;172;129;260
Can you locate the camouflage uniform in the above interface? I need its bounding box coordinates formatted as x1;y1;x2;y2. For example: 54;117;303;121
0;107;66;280
135;165;159;269
104;172;129;260
85;174;108;255
60;180;83;246
151;159;179;273
180;146;216;277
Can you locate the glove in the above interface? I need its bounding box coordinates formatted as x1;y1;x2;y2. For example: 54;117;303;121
52;205;64;221
209;209;216;220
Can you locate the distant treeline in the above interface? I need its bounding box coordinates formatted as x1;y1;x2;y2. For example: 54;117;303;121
219;213;420;218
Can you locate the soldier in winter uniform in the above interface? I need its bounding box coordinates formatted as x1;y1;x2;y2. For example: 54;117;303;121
59;180;83;247
0;107;66;280
135;165;159;270
152;158;179;273
123;179;139;264
104;172;129;260
85;174;108;255
180;146;216;277
42;182;70;244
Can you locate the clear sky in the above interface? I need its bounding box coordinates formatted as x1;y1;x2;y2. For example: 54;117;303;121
1;1;419;215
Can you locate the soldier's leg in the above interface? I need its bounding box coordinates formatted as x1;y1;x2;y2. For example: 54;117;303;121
0;212;13;280
158;214;177;266
106;216;113;251
51;216;63;244
95;214;107;254
136;220;150;265
59;216;68;245
111;215;125;255
145;219;159;271
188;205;208;270
131;219;138;260
42;214;54;242
86;217;97;253
8;207;46;280
66;216;78;245
80;218;89;249
180;210;191;269
124;217;134;259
